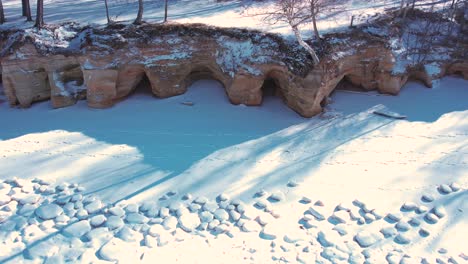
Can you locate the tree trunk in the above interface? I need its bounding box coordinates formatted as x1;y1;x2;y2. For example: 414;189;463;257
411;0;416;10
24;0;32;21
35;0;44;29
0;0;5;24
104;0;111;24
292;25;320;65
449;0;458;23
133;0;143;24
22;0;27;16
164;0;168;23
450;0;456;9
402;2;409;19
349;15;354;27
398;0;405;16
311;13;320;41
309;2;320;41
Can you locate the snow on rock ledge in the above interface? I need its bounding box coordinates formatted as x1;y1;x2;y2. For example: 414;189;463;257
0;19;466;117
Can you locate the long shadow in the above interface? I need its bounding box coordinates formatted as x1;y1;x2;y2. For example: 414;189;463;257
0;78;467;203
422;190;467;252
331;77;468;123
1;0;243;26
0;79;304;199
0;221;72;263
115;172;179;203
158;106;395;201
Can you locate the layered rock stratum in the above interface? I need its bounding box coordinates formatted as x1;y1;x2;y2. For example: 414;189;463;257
0;11;466;117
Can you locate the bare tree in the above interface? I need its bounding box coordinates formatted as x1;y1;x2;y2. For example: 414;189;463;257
401;11;446;66
402;1;411;19
304;0;347;41
396;0;414;20
35;0;44;29
448;0;460;21
164;0;168;22
23;0;32;21
398;0;407;16
261;0;320;64
22;0;27;16
0;0;5;24
450;0;455;8
134;0;143;24
104;0;111;24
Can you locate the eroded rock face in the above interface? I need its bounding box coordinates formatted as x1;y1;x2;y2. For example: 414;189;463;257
0;23;466;117
447;62;468;80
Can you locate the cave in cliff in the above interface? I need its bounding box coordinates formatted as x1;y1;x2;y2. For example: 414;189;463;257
261;78;284;102
334;76;367;92
0;74;4;104
450;70;464;78
132;74;154;97
321;76;367;107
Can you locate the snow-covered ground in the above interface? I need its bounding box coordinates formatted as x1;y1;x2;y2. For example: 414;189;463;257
0;0;454;36
1;0;467;262
0;77;467;263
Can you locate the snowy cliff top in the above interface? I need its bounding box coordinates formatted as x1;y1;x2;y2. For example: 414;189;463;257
0;22;314;77
0;9;466;78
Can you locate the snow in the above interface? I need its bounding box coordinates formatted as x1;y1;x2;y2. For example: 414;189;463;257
267;190;285;202
143;52;191;67
162;216;178;230
438;184;453;194
215;36;267;77
106;216;124;230
306;207;326;221
401;202;418;212
125;203;139;213
0;195;11;206
380;226;397;238
425;62;442;77
23;24;82;51
117;226;142;242
0;0;452;39
433;205;446;218
421;194;435;203
108;206;125;217
84;200;102;214
390;16;458;76
89;215;107;227
425;213;439;224
199;211;214;223
394;233;411;244
178;213;201;232
0;70;468;264
63;220;91;238
395;221;411;232
259;225;277;240
99;237;128;262
35;204;63;220
125;212;148;224
217;193;229;202
213;208;229;221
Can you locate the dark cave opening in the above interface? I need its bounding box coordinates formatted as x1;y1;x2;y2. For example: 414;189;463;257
261;77;284;102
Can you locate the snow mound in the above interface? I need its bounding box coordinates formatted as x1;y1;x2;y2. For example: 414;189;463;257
354;231;381;248
35;204;63;220
178;213;201;232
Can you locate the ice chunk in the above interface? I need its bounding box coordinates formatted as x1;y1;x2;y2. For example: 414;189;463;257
35;204;63;220
354;231;380;248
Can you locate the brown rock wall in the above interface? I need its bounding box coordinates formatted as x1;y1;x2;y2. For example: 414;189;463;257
1;29;467;117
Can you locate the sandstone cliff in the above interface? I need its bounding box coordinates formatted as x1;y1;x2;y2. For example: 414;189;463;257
1;11;466;117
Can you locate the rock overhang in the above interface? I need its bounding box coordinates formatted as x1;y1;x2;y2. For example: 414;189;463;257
0;15;466;117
